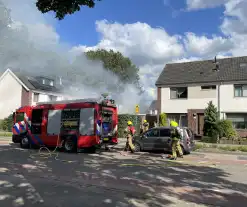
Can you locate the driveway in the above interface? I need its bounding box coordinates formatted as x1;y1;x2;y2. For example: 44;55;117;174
0;143;247;206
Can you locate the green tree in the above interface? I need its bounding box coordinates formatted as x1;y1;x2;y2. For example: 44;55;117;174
36;0;101;20
203;101;218;137
85;49;142;92
159;113;168;126
0;114;13;132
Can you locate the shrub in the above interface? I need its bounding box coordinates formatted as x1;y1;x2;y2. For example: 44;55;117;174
159;113;168;126
0;114;13;132
217;119;237;139
118;114;141;138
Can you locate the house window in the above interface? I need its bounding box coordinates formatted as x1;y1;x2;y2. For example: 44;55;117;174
49;80;54;86
33;93;39;102
201;85;216;90
42;79;45;84
49;95;57;101
234;85;247;97
170;87;187;99
226;113;247;129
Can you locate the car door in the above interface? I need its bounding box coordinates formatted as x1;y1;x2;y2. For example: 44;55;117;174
142;128;160;150
159;128;171;150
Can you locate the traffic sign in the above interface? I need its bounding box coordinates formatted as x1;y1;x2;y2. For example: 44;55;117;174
135;105;139;114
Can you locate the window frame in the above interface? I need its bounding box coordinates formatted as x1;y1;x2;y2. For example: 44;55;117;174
226;113;247;129
49;80;54;86
201;85;216;90
33;93;39;102
170;87;188;99
234;84;247;97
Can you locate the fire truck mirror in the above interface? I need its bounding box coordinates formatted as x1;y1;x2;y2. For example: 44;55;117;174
12;112;15;119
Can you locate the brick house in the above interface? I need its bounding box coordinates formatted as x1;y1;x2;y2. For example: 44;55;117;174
0;68;73;119
155;56;247;137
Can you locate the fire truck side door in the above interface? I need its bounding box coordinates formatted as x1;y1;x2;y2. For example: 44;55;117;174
79;108;95;136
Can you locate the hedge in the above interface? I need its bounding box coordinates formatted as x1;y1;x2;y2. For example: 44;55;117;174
118;114;141;138
201;136;218;143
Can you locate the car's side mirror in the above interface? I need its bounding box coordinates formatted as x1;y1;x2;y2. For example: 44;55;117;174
142;134;147;139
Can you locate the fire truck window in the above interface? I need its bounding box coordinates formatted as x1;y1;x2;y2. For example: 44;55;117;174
47;110;62;135
79;108;94;135
102;110;113;123
32;109;43;123
31;109;43;134
61;109;80;132
16;113;24;122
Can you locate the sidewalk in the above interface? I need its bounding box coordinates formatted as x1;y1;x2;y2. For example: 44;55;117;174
0;136;11;141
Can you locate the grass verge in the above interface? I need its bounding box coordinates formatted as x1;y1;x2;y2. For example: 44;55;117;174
0;131;12;137
195;142;247;152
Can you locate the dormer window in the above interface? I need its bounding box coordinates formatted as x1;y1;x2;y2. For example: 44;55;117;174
240;63;247;68
50;80;54;86
41;78;54;86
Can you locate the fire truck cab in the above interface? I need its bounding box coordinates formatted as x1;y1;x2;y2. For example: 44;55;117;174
12;98;118;153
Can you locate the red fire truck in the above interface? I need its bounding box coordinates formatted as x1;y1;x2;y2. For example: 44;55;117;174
12;98;118;152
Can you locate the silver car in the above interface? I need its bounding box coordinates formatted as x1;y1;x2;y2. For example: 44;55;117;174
133;126;195;154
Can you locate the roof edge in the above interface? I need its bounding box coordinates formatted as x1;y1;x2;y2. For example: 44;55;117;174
155;79;247;87
0;68;29;91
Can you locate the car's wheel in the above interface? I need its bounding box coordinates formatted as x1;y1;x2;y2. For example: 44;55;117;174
20;136;30;149
64;138;76;153
134;143;141;152
180;145;190;155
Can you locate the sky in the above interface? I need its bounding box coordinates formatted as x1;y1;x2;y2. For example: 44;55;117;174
2;0;247;107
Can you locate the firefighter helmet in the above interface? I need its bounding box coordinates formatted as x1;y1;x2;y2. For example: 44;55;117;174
127;121;133;126
143;120;147;123
170;120;178;127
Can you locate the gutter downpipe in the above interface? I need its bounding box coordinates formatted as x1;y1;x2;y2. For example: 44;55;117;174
217;81;222;120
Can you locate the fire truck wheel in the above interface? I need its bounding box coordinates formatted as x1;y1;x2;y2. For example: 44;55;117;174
64;138;76;153
20;136;30;149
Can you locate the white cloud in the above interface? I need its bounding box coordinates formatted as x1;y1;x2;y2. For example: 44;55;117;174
94;20;184;66
184;32;234;57
186;0;227;10
186;0;247;57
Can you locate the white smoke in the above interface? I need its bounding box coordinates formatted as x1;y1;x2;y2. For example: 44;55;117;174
0;0;145;114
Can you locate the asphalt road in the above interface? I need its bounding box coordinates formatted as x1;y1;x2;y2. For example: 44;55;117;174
0;143;247;207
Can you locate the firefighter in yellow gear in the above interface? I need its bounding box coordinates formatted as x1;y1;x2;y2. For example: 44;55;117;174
169;121;183;160
123;121;136;153
142;120;149;133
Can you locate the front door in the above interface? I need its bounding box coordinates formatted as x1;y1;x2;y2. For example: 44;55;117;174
142;128;160;150
197;114;204;135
